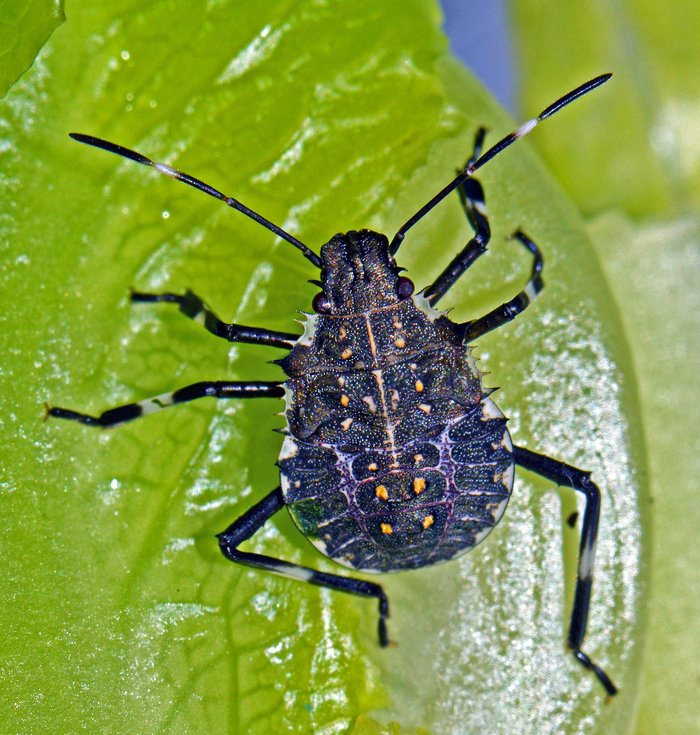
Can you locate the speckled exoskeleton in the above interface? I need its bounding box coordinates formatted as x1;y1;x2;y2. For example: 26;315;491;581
48;75;617;696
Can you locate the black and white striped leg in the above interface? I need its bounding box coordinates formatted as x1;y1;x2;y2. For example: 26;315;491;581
460;231;544;342
218;486;391;646
425;129;492;306
514;445;618;697
47;380;284;427
131;289;299;349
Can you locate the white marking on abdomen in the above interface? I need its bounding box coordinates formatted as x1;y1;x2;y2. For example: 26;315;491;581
372;368;398;459
481;397;505;420
491;497;509;523
473;527;492;545
278;435;299;461
362;396;377;413
501;462;515;491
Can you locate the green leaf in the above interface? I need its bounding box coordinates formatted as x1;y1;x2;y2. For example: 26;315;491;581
0;1;645;732
0;0;65;99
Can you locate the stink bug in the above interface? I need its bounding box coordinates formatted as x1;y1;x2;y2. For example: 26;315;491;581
48;74;617;696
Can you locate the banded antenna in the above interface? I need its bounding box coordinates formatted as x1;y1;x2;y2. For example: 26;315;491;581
69;133;322;269
389;73;612;255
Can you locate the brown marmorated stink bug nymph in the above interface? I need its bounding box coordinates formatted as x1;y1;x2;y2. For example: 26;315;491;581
49;74;617;696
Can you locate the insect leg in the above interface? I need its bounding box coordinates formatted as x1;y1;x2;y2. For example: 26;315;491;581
47;381;284;427
513;445;618;697
424;129;491;306
131;289;299;349
218;486;391;647
460;231;543;342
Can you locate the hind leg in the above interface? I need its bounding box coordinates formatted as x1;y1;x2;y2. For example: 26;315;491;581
218;487;391;646
514;445;618;697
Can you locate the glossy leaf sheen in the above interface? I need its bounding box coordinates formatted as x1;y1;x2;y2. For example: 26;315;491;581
0;1;645;732
0;0;64;98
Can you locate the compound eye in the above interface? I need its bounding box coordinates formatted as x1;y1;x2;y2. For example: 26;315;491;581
397;276;414;299
312;292;332;314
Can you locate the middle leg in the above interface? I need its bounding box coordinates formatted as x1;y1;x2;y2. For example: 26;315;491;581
47;380;284;427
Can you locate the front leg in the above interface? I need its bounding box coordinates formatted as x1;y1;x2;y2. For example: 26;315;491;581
514;445;618;697
424;128;491;306
131;289;299;349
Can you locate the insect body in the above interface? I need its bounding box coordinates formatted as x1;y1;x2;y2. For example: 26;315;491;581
49;75;617;696
278;230;514;575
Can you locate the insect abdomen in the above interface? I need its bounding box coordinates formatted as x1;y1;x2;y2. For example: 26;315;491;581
279;401;514;572
277;296;514;572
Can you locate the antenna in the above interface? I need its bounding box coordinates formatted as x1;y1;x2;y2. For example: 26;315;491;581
69;133;322;268
389;73;612;255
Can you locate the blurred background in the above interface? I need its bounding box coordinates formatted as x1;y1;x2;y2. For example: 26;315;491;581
442;0;516;112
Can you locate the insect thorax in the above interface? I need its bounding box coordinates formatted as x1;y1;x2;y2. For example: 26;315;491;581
276;232;515;573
